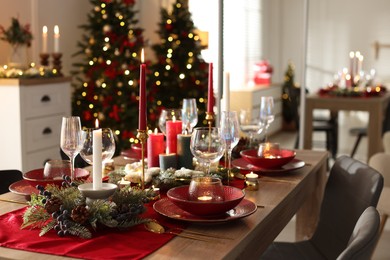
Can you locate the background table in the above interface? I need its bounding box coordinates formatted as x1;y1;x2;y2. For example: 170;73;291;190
0;150;328;259
303;93;390;160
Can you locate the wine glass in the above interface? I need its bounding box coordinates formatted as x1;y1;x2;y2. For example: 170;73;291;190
259;96;275;141
220;111;240;183
80;128;116;168
43;160;71;180
60;116;83;181
190;127;225;175
158;108;182;135
182;98;198;134
239;109;264;148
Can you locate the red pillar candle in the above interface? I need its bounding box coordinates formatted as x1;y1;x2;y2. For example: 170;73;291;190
166;117;182;154
207;62;214;113
138;48;147;130
147;128;165;168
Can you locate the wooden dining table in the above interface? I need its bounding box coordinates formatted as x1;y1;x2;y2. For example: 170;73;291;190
0;150;328;259
303;92;390;160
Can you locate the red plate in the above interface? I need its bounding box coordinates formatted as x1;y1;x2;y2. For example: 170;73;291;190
232;158;305;174
9;180;38;200
23;168;90;188
153;198;257;223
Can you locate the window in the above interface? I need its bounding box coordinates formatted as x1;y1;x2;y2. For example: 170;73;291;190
190;0;263;90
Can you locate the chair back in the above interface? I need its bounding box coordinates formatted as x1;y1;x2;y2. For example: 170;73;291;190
0;169;23;194
382;131;390;154
337;207;381;260
310;155;383;259
369;152;390;188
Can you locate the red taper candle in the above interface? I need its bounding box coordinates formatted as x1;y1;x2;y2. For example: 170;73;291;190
207;62;214;113
138;48;147;130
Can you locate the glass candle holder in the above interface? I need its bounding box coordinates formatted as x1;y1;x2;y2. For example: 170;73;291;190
188;177;225;202
257;142;281;158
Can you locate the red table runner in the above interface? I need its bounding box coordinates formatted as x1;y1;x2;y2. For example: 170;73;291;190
0;202;181;260
0;180;244;259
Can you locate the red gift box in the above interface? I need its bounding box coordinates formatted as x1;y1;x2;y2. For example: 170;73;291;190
253;60;273;85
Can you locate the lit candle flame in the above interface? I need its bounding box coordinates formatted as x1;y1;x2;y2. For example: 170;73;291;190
95;119;99;128
43;26;48;34
141;48;145;63
154;128;158;134
54;25;59;35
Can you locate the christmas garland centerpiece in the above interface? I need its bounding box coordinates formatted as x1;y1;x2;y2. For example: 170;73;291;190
318;83;387;98
21;176;155;239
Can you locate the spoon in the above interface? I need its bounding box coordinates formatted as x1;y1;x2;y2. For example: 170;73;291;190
148;219;234;240
144;221;217;242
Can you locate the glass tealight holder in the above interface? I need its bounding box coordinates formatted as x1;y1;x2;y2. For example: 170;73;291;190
257;142;281;158
245;172;259;191
188;177;225;202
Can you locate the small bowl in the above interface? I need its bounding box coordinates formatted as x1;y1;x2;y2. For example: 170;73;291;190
240;149;296;169
23;168;90;187
167;185;245;216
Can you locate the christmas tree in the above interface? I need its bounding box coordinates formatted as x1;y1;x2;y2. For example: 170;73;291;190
281;62;300;128
72;0;146;152
148;0;209;129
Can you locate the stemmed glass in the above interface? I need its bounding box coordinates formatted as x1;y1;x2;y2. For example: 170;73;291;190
190;127;225;175
182;98;198;134
239;109;264;148
60;116;83;181
158;108;182;135
259;96;275;141
220;111;240;183
79;128;116;171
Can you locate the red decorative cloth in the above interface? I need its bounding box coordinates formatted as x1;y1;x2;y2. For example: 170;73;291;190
0;180;244;259
0;202;183;260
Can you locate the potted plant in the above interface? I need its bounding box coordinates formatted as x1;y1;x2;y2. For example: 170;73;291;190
0;17;33;68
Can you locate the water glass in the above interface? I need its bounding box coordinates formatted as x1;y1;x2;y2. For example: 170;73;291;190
188;177;225;202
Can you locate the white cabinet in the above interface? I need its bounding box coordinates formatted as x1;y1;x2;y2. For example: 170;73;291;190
230;83;283;136
0;77;71;172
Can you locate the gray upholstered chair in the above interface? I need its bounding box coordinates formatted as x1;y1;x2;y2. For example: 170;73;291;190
0;169;23;194
337;207;381;260
261;155;384;260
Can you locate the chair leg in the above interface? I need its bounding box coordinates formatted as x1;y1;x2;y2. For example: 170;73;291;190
350;134;363;158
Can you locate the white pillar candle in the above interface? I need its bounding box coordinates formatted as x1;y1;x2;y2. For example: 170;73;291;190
93;122;102;190
54;25;60;53
42;26;48;53
222;71;230;111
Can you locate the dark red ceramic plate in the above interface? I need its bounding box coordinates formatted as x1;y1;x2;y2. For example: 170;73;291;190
23;168;90;187
153;198;257;223
232;158;305;174
9;180;38;200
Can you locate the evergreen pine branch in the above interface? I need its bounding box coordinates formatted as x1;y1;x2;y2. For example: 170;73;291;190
39;220;56;236
68;223;92;239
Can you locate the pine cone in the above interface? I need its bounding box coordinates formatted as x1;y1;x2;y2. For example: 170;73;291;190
71;205;90;224
44;196;62;214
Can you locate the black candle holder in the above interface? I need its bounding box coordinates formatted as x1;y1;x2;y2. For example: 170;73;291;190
39;53;50;67
52;53;63;76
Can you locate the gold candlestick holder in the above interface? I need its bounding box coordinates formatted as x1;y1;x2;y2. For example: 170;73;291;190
39;53;50;67
136;129;148;190
52;53;63;76
205;112;214;127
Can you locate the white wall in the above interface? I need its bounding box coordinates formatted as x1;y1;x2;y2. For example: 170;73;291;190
306;0;390;92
